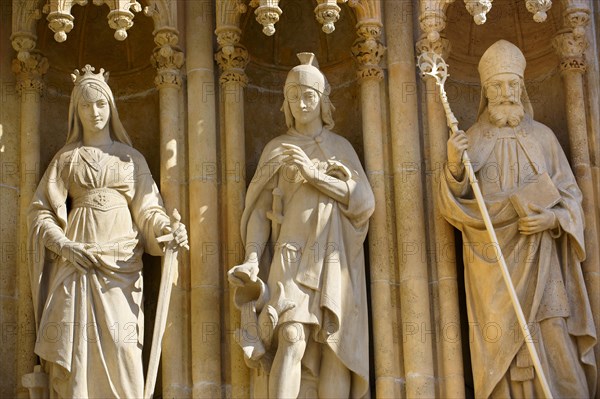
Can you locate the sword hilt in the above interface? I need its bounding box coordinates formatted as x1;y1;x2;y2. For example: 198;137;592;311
156;209;189;250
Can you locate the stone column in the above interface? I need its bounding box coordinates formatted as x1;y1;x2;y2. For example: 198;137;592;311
215;28;250;399
585;23;600;244
379;0;426;397
419;39;464;399
554;7;600;379
11;46;48;399
351;18;403;399
151;29;191;398
416;11;464;394
186;3;222;397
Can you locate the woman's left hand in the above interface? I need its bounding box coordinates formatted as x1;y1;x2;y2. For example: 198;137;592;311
163;222;189;250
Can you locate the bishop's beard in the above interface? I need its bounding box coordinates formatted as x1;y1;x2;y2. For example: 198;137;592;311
488;102;525;127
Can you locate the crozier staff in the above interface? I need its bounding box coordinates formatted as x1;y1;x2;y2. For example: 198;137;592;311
438;40;597;398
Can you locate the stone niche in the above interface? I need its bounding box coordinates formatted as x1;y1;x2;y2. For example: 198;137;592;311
35;2;163;387
445;0;569;153
442;0;572;394
239;0;363;180
36;3;159;175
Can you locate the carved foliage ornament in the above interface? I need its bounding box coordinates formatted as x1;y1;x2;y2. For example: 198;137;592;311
417;0;454;46
143;0;178;33
215;43;249;86
562;8;590;38
250;0;282;36
151;30;184;88
464;0;493;25
553;31;587;72
315;0;348;34
416;36;451;59
11;53;49;94
249;0;348;36
553;0;591;73
215;18;249;86
420;0;554;30
11;0;43;60
12;35;38;62
351;23;385;81
42;0;142;42
525;0;553;22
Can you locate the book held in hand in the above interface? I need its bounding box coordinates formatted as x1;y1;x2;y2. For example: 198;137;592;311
509;172;561;218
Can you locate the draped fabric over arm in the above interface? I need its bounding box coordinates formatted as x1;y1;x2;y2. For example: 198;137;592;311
238;129;374;398
28;142;170;398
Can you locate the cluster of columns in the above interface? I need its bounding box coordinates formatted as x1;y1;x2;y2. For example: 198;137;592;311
553;0;600;378
10;1;195;397
186;2;222;397
410;2;467;398
9;0;600;398
11;32;48;399
150;25;190;398
215;4;251;395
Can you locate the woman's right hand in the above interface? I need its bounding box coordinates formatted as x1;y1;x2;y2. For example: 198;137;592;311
447;130;468;178
60;242;98;273
228;260;259;287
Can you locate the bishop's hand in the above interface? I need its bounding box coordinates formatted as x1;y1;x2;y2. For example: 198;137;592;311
518;204;558;235
447;130;468;179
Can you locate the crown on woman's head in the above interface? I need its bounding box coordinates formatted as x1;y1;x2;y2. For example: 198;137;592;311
71;65;110;86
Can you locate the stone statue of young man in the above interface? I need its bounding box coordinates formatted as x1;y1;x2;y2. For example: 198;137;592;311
228;53;374;398
439;40;597;398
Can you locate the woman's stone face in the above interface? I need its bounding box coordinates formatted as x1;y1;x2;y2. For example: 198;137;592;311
77;84;111;134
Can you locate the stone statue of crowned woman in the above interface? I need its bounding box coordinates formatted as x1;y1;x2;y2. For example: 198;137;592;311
28;65;188;398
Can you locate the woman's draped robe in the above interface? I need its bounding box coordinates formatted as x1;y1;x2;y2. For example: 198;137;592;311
438;114;597;398
240;129;374;398
28;142;169;398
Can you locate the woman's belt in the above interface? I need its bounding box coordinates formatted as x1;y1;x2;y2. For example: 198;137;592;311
72;188;128;211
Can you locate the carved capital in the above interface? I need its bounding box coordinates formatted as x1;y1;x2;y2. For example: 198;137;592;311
416;35;451;59
347;0;381;23
11;0;43;60
558;58;587;72
151;31;184;88
563;11;590;37
553;31;587;73
356;67;384;81
215;43;249;87
11;33;37;62
525;0;553;22
215;27;242;57
352;23;385;81
154;69;183;88
12;53;49;94
464;0;493;25
151;45;184;88
144;0;179;34
219;70;249;87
